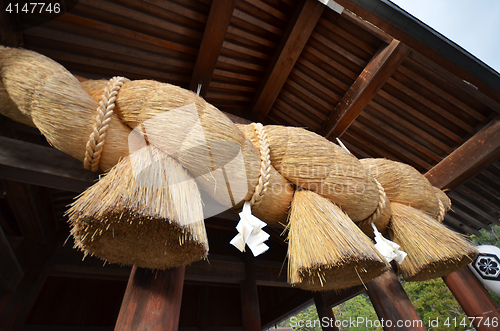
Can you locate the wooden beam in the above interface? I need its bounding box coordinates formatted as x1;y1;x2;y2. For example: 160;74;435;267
0;226;23;292
114;266;185;331
321;40;410;138
0;2;23;47
188;0;237;97
425;116;500;190
366;270;425;331
0;136;98;192
443;267;500;331
261;290;313;328
251;0;324;122
240;251;261;331
330;0;500;107
313;293;339;331
2;180;57;245
0;230;63;329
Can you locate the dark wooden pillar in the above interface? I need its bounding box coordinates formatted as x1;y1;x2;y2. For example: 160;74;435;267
442;267;500;331
366;270;425;331
313;292;339;331
240;251;261;331
115;265;185;331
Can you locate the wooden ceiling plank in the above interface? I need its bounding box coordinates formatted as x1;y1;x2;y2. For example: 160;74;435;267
2;180;57;245
80;0;203;40
397;64;486;122
58;12;198;56
251;0;325;121
409;51;500;115
444;214;481;236
447;209;492;232
388;76;475;133
304;42;359;81
0;4;23;47
366;101;453;154
0;226;24;292
321;40;410;138
377;89;465;144
341;10;393;44
459;186;500;216
297;57;350;92
318;16;378;55
189;0;238;96
24;27;194;71
359;111;443;163
425;116;500;190
30;47;190;85
350;120;433;171
448;191;500;226
342;131;399;161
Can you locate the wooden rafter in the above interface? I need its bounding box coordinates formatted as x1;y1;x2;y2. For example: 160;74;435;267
0;136;98;193
251;0;324;122
2;180;57;245
115;266;185;331
425;116;500;190
188;0;238;97
0;226;23;292
331;0;500;107
321;39;410;138
0;5;23;47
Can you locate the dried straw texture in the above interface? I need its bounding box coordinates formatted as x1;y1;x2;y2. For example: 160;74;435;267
287;189;388;291
236;124;294;224
355;189;392;237
67;146;208;269
434;187;451;213
389;202;478;281
88;79;263;211
265;125;380;222
0;48;130;171
360;158;440;218
0;48;35;127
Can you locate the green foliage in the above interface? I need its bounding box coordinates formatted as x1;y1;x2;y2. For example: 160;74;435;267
470;225;500;247
277;294;381;331
332;294;381;331
275;225;500;331
402;278;471;330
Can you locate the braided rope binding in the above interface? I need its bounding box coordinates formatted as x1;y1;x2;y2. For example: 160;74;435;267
83;76;128;172
249;123;272;207
358;178;387;227
436;200;445;223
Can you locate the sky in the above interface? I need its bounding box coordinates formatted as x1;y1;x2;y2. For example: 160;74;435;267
389;0;500;73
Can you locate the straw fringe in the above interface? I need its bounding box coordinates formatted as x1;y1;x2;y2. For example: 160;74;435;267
67;145;208;269
389;202;478;281
287;189;388;291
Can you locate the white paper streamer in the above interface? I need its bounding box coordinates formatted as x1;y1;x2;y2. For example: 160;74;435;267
230;201;270;256
372;223;407;264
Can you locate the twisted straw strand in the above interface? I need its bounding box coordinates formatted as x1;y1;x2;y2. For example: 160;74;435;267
358;179;386;227
249;123;272;207
83;76;128;171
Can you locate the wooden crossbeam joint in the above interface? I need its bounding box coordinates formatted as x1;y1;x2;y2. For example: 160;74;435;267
321;39;410;138
189;0;238;97
425;115;500;190
251;0;325;122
